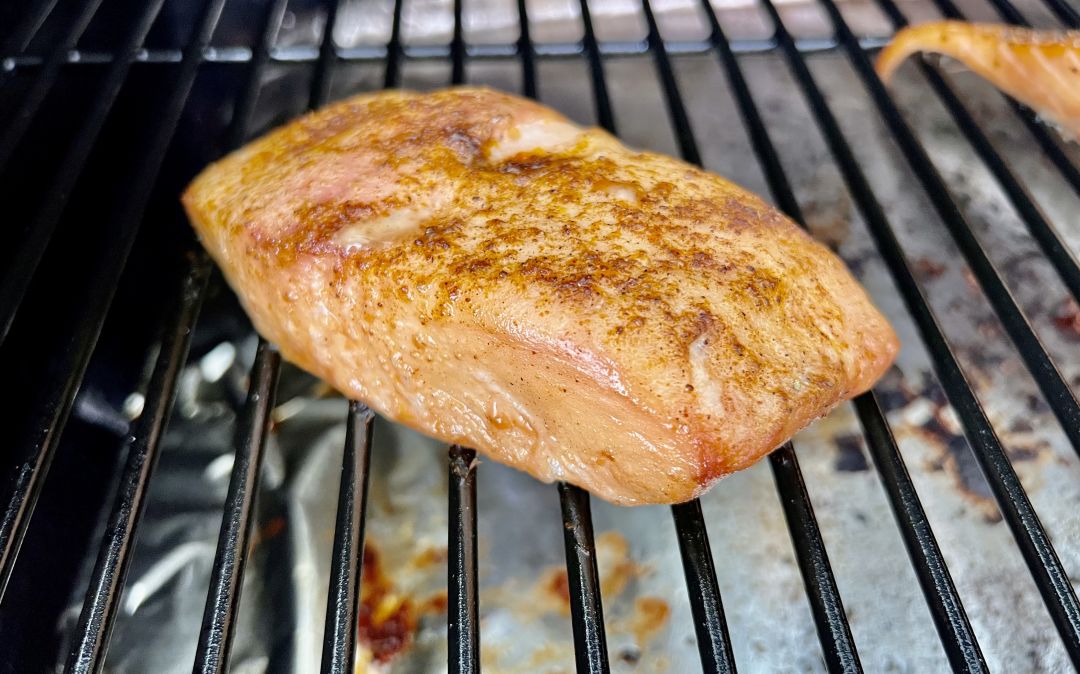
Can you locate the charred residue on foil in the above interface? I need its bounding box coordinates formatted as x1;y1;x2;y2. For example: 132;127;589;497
532;531;652;616
354;541;450;670
321;464;673;671
481;529;671;671
862;368;1058;522
1052;298;1080;341
833;433;869;473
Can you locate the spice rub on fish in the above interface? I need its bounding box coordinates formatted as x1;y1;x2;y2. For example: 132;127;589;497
876;21;1080;139
183;87;898;505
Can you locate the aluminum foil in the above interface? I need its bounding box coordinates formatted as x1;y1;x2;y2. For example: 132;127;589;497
56;0;1080;671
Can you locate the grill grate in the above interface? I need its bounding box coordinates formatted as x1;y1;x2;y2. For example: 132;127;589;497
0;0;1078;671
321;401;375;674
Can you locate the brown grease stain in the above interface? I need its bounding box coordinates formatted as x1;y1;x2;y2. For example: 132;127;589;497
248;516;286;549
357;543;448;664
630;596;671;646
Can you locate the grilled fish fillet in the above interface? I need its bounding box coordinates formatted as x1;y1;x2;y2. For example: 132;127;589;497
876;21;1080;139
183;87;898;505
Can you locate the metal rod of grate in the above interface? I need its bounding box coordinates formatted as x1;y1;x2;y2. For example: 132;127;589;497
56;0;231;661
312;1;378;667
192;0;316;671
1039;0;1080;25
559;483;611;673
64;259;212;674
192;342;281;674
846;0;1080;466
0;0;58;62
671;501;739;673
443;8;484;670
449;446;480;674
320;402;375;674
0;0;1079;671
566;2;743;671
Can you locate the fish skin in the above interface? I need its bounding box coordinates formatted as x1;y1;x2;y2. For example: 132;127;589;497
876;20;1080;139
183;87;898;505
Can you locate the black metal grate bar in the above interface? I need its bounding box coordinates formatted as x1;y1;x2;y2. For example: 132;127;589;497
670;501;738;674
0;0;163;345
1009;107;1080;199
2;0;58;54
65;259;212;674
819;0;1080;462
189;0;294;668
226;0;290;149
311;0;344;111
696;0;801;219
813;0;1080;661
310;0;344;111
758;0;1080;664
558;482;611;674
384;0;405;87
766;19;995;669
990;0;1079;26
576;0;616;134
502;11;617;671
452;0;466;86
551;6;618;671
320;402;376;674
872;0;1080;305
769;447;862;673
449;446;480;674
0;0;105;173
853;394;988;672
193;340;282;674
1035;0;1080;25
516;0;538;99
640;0;861;667
0;0;227;603
708;0;983;666
640;0;700;164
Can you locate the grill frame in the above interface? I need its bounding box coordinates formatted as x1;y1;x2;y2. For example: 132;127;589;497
0;0;1078;671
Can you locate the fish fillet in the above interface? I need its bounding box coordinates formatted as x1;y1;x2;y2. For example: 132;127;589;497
876;20;1080;138
182;87;898;505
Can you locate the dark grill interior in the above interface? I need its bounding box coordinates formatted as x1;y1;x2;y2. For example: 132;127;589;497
0;0;1078;671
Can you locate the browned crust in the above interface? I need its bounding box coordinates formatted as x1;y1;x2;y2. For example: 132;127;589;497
183;86;899;504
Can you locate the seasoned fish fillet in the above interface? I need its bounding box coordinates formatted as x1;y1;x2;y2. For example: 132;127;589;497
183;87;898;505
876;21;1080;138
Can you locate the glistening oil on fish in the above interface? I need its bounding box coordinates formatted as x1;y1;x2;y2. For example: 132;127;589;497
182;87;898;505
